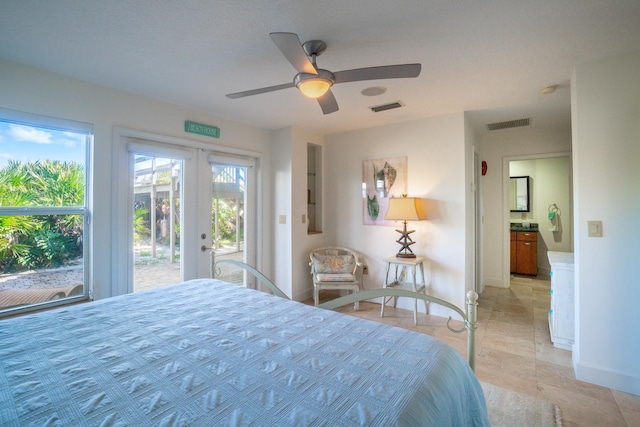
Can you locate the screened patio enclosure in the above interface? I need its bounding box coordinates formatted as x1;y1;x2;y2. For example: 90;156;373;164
133;156;245;287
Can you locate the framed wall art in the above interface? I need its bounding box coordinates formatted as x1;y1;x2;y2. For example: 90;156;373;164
362;156;407;225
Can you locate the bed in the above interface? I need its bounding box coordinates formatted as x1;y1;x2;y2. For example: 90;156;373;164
0;277;489;426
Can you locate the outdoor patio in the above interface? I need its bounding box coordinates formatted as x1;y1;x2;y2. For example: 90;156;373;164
0;246;244;310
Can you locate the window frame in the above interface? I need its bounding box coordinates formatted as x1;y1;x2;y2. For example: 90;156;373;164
0;107;93;316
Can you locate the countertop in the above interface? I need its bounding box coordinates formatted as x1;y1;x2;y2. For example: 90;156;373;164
548;251;574;267
510;223;538;232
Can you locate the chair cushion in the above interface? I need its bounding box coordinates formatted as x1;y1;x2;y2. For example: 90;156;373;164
312;254;356;274
316;273;357;283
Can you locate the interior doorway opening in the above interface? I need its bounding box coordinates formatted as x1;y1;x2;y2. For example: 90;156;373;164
505;154;572;283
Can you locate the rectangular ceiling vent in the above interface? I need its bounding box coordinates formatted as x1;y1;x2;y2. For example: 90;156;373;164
486;118;530;131
370;102;403;113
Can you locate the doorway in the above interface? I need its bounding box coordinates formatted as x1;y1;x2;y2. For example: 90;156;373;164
131;153;184;292
201;153;256;285
503;153;572;284
113;129;258;297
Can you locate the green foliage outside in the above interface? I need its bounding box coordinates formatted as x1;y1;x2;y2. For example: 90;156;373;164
0;160;84;272
134;206;149;244
212;198;243;246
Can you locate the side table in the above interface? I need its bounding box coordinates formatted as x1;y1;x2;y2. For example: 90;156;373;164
380;256;428;325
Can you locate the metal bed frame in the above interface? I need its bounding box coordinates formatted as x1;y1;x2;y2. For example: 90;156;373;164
213;259;478;371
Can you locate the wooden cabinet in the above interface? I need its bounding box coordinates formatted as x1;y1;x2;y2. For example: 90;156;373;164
510;231;538;275
510;232;517;273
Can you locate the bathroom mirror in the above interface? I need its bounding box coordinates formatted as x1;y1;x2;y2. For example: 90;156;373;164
510;176;530;212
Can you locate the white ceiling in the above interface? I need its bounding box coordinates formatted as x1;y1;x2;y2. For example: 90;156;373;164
1;1;639;136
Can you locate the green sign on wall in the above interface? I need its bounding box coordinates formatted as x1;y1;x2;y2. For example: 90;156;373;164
184;120;220;138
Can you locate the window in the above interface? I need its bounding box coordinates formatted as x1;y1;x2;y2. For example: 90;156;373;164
0;108;91;316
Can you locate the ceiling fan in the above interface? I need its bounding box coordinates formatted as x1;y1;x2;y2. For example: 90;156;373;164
226;32;422;115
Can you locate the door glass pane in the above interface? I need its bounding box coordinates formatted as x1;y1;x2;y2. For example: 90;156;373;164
210;165;245;285
132;155;182;292
0;120;88;314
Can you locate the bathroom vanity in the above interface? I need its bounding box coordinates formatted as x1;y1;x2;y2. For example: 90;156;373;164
510;223;538;276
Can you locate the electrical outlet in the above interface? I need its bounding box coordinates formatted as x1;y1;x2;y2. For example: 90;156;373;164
362;265;368;274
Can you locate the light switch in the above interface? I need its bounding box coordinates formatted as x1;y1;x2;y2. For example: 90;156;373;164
587;221;603;237
278;215;286;224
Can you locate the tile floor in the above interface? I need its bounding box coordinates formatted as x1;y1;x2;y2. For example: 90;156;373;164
315;275;640;426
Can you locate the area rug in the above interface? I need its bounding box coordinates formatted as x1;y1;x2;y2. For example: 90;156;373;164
482;381;563;427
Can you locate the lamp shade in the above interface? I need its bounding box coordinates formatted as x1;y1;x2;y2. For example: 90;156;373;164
385;196;426;221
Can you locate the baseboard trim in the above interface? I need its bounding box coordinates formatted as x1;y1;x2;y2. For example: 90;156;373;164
574;359;640;396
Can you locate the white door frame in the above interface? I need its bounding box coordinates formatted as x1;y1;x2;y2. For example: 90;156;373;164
473;148;483;294
112;127;262;298
198;152;257;280
501;151;572;287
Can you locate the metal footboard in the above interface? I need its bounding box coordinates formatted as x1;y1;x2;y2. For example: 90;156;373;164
212;259;289;300
319;289;479;371
211;259;478;371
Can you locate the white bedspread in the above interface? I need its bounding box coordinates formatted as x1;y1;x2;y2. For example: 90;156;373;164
0;279;488;426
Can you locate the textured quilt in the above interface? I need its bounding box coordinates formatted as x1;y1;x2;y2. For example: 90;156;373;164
0;279;489;426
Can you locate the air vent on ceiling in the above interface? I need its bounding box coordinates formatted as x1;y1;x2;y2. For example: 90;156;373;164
370;102;403;113
486;118;530;131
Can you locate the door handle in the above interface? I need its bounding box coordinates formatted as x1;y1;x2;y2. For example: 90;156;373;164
201;245;212;252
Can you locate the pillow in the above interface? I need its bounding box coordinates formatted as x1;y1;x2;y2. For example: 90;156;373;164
312;254;356;274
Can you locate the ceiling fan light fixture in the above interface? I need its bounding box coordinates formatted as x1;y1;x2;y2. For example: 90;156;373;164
297;78;332;98
294;70;335;99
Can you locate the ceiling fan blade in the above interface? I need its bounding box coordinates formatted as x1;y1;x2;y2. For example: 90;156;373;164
333;63;421;84
226;82;295;99
317;90;339;115
269;32;317;74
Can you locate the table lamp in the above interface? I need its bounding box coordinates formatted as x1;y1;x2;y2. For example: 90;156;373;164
384;194;426;258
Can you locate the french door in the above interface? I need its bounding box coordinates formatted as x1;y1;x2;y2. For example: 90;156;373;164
197;153;256;284
113;130;257;297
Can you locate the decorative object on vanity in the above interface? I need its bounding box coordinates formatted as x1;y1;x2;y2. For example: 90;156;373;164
362;156;407;226
226;32;421;115
510;175;530;212
385;194;426;258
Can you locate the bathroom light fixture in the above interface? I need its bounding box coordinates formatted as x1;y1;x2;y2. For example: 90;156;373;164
294;71;335;98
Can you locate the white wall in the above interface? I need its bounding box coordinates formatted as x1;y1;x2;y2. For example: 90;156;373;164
0;58;273;299
479;127;572;287
571;50;640;395
270;128;294;297
465;115;479;296
325;113;469;318
270;127;327;301
291;127;326;301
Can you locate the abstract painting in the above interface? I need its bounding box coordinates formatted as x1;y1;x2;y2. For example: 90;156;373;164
362;156;407;225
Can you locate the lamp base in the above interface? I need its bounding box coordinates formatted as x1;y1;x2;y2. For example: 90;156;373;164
393;221;417;259
395;252;417;259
